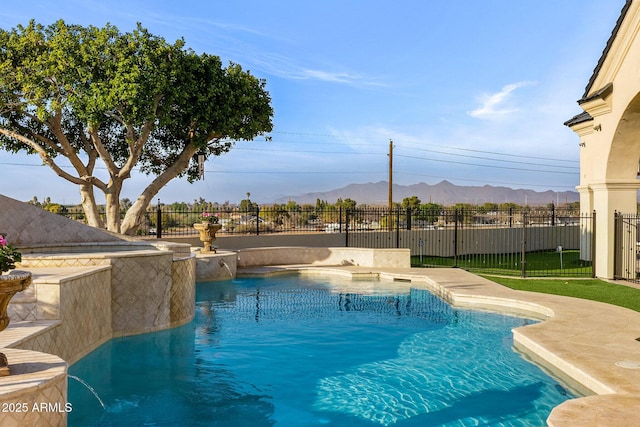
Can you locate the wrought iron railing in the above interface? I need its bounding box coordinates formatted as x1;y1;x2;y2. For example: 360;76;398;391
614;212;639;282
63;205;594;277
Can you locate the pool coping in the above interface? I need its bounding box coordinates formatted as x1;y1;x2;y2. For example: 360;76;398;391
237;265;640;427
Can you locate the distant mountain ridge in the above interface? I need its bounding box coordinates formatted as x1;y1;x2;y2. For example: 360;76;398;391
274;181;579;206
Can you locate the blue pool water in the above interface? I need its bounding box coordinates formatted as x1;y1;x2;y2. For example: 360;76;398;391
68;275;576;426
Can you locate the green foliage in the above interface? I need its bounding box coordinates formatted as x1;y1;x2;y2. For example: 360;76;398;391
336;198;357;210
416;202;443;223
499;202;521;210
161;213;180;229
190;198;217;214
43;203;67;214
401;196;421;209
0;20;273;234
315;199;329;211
285;200;300;211
0;235;21;273
239;198;258;212
480;202;499;212
171;202;188;210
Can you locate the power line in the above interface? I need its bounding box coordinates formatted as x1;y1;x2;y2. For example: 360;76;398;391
266;131;580;164
234;147;386;155
234;139;578;170
395;141;579;164
395;154;578;175
394;146;579;170
209;170;384;174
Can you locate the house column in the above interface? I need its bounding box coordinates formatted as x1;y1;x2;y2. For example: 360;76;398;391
576;184;594;262
590;180;640;278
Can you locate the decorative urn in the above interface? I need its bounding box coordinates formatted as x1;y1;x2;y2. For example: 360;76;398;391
0;270;31;375
193;215;222;253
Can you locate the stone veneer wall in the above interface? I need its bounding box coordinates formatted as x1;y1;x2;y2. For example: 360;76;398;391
18;250;196;338
195;251;238;281
9;267;112;364
9;250;196;365
109;252;173;336
171;256;197;325
236;247;410;268
0;349;68;427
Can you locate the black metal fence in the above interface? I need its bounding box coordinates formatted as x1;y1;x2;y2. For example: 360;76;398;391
66;205;349;237
614;212;640;282
344;207;594;277
65;205;594;277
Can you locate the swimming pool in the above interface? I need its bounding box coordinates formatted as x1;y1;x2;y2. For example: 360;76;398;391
68;274;576;426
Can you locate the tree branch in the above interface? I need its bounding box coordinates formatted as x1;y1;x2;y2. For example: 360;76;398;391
87;125;119;176
46;112;92;176
0;128;94;186
79;132;98;174
120;117;155;179
8;118;65;156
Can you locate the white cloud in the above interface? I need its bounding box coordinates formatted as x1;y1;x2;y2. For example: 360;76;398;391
301;69;362;84
468;81;536;119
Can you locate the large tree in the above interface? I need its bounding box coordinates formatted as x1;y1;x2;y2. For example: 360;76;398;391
0;20;273;234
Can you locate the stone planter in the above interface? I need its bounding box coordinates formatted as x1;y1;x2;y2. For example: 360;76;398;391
193;222;223;253
0;270;32;375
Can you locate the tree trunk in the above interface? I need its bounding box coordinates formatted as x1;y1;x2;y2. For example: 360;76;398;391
79;184;104;229
121;194;154;236
104;181;123;233
120;143;199;235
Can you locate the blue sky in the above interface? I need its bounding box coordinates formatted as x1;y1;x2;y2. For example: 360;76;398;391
0;0;624;205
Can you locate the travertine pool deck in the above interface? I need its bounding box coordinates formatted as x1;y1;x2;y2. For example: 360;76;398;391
238;265;640;427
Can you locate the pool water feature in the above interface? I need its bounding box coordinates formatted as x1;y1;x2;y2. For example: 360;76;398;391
68;275;576;426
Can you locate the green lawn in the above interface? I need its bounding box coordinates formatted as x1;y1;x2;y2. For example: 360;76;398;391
483;276;640;312
412;250;593;277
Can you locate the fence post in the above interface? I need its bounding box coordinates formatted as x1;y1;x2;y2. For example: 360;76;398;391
345;208;350;245
396;209;401;248
406;207;412;230
509;207;513;228
454;209;458;268
521;212;527;277
614;211;621;279
592;210;597;278
156;200;162;239
551;203;555;226
256;206;260;235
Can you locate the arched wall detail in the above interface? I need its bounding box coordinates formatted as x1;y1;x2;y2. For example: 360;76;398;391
606;91;640;181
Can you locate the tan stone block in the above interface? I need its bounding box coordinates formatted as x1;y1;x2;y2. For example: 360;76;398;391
35;284;60;320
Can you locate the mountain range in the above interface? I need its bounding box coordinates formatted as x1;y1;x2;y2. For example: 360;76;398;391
274;180;579;206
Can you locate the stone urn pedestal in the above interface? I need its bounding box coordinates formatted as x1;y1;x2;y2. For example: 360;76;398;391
0;270;32;376
193;222;223;253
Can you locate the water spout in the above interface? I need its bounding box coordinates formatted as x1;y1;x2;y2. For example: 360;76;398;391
69;375;106;410
218;259;233;278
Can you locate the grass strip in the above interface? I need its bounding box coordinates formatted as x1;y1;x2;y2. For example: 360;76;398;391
412;250;593;277
482;276;640;313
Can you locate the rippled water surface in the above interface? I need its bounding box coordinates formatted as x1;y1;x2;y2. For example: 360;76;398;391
69;275;575;426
